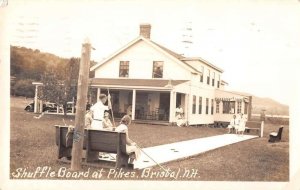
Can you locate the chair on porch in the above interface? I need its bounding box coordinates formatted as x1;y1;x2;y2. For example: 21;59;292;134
153;108;160;120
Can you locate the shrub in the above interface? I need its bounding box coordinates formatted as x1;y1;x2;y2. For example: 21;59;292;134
12;79;35;98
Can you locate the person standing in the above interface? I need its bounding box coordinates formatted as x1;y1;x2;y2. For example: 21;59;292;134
90;94;112;129
237;113;247;136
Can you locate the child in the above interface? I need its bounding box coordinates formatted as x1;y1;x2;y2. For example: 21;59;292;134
102;111;114;130
85;109;93;128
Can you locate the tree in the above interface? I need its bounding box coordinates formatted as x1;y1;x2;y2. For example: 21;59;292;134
12;79;35;98
40;58;80;116
61;58;80;113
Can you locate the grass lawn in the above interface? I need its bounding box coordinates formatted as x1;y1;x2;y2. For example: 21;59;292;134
10;96;289;181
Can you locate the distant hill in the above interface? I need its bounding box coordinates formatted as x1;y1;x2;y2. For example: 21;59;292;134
251;96;289;116
225;90;289;116
11;46;96;81
11;46;69;81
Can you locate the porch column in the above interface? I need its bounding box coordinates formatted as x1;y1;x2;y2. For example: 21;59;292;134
169;91;174;122
97;88;101;102
132;89;136;120
248;96;252;120
184;94;189;120
39;99;43;113
72;97;75;113
34;85;38;113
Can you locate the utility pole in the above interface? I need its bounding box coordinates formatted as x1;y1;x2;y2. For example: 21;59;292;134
71;39;92;170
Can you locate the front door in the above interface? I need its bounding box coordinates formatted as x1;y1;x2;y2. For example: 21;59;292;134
159;93;170;120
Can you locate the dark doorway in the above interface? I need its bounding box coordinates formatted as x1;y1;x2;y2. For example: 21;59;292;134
176;93;182;107
159;92;170;120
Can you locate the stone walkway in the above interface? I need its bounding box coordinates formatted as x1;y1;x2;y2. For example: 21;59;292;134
133;134;258;169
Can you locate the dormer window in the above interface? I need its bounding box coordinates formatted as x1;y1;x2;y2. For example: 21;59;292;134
119;61;129;77
153;61;164;78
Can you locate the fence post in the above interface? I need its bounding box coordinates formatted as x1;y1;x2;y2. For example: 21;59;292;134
260;121;264;137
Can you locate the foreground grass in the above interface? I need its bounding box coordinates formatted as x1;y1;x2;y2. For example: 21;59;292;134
10;96;289;181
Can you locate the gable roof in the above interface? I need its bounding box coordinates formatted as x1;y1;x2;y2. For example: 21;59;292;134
90;36;200;73
180;57;224;73
90;36;223;74
216;89;252;97
150;41;185;60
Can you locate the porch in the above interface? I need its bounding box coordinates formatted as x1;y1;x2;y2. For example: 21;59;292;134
89;78;189;123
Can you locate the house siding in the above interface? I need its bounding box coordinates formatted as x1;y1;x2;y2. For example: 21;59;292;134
92;38;249;126
94;40;192;80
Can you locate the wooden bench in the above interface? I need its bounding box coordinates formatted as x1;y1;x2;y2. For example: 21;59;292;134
55;125;131;168
268;126;284;143
244;121;263;137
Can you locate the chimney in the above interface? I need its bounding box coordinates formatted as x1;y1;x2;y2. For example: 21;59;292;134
139;24;151;39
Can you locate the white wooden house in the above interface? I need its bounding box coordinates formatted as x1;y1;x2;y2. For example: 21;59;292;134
89;24;251;126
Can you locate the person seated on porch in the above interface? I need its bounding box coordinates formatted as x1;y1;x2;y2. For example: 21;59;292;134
175;112;188;127
175;105;184;117
102;111;114;130
227;115;239;133
115;115;141;164
90;94;112;129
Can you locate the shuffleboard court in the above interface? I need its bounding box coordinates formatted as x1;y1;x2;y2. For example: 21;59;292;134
133;134;258;169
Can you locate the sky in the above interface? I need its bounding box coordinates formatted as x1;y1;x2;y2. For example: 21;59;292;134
7;0;300;105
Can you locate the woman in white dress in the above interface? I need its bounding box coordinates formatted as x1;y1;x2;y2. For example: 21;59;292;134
238;113;246;136
115;115;141;164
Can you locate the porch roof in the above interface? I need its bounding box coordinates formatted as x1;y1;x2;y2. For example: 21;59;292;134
89;78;188;89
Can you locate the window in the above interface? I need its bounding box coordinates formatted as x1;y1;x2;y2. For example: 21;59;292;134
211;99;214;115
223;101;236;114
207;69;210;85
212;72;215;87
200;73;203;83
223;101;230;114
244;102;248;114
198;97;202;114
217;74;220;88
192;95;196;114
153;61;164;78
237;101;242;114
216;101;220;113
200;66;204;82
206;98;209;114
119;61;129;77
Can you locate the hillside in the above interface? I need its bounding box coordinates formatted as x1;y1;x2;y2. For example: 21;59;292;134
10;46;96;97
224;90;289;116
11;46;69;81
251;96;289;116
11;46;96;81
